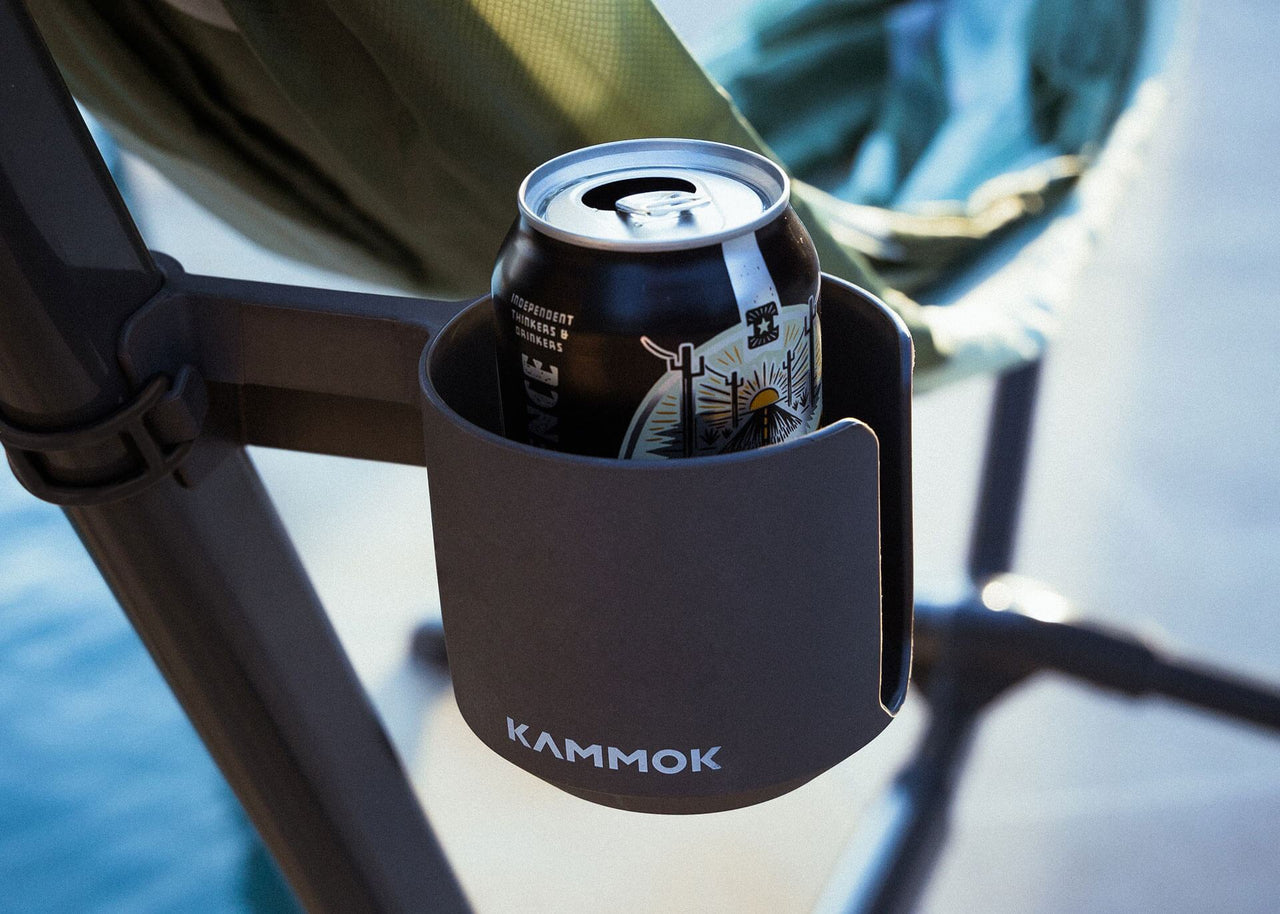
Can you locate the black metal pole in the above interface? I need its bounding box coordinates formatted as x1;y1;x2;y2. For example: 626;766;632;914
967;360;1042;583
915;596;1280;735
0;0;159;434
0;2;469;910
811;683;982;914
68;464;472;913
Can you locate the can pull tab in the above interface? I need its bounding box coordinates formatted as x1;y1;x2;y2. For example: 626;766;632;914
616;190;712;219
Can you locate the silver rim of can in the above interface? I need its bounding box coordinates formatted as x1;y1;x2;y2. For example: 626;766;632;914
518;138;791;252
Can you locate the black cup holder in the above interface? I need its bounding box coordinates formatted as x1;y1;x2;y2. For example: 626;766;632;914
418;274;912;814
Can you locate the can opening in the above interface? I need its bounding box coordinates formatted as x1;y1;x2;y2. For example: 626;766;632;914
581;176;697;211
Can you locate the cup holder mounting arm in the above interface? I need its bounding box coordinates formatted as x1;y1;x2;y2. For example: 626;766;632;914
117;253;478;466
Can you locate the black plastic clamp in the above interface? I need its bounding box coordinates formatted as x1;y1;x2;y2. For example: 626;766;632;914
0;366;209;506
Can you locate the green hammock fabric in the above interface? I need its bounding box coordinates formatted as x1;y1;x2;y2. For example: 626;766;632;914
27;0;1155;382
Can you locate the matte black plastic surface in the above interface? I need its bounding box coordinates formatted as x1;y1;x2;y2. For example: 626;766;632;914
0;368;209;505
821;280;915;710
119;256;464;467
0;0;159;477
421;277;912;813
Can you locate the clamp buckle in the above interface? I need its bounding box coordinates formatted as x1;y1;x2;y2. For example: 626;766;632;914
0;366;208;506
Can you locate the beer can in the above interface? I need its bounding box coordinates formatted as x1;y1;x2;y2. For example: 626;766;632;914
491;138;821;459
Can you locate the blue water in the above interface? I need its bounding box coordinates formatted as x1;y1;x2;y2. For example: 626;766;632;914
0;470;298;912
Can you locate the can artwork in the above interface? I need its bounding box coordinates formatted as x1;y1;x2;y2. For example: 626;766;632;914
491;138;822;459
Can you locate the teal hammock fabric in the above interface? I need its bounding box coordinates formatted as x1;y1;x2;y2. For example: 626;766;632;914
712;0;1145;295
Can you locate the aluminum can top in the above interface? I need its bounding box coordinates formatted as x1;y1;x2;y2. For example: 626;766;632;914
518;138;790;252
